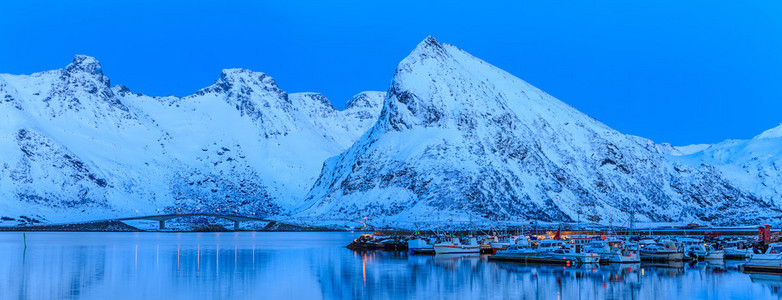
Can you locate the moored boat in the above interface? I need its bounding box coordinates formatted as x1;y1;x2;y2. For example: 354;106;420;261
744;242;782;273
433;236;481;254
489;236;516;252
588;239;640;263
408;236;438;254
490;243;598;265
640;240;684;262
724;240;751;259
679;238;724;261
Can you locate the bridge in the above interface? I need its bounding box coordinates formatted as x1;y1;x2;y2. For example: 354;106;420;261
118;214;272;230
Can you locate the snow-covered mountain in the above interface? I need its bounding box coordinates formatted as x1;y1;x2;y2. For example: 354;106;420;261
297;36;779;225
0;55;383;224
671;124;782;209
1;38;778;227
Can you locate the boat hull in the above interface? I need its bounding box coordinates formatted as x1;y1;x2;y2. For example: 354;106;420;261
410;248;435;254
640;251;684;262
433;245;481;254
489;252;599;265
725;248;750;258
600;252;640;263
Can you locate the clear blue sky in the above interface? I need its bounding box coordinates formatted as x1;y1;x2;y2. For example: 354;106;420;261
1;0;780;145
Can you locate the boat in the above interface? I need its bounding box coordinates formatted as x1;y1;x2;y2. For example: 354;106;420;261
744;242;782;273
640;240;684;261
724;239;751;259
407;236;437;254
489;235;516;252
433;236;481;254
488;240;564;262
545;243;600;264
489;241;598;265
692;244;725;260
679;238;724;260
587;239;640;263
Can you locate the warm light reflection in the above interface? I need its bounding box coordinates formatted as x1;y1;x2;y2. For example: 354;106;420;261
362;252;367;287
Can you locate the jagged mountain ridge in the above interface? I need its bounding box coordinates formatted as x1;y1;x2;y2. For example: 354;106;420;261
0;55;383;224
298;37;779;225
1;39;778;227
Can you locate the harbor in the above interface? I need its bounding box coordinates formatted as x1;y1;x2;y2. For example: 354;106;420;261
346;224;782;274
3;231;781;299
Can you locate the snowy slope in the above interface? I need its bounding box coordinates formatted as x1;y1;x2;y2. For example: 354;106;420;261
672;124;782;208
0;56;383;224
297;37;778;226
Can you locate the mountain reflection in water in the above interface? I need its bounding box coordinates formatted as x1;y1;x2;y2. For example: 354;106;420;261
0;232;779;299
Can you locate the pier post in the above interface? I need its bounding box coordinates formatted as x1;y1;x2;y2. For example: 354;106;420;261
159;220;165;230
234;220;240;231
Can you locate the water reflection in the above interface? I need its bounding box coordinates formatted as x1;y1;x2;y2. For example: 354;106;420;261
0;232;780;299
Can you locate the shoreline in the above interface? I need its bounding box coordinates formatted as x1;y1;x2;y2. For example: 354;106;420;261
0;220;344;233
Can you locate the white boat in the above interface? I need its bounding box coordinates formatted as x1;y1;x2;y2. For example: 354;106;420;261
745;243;782;272
490;241;598;265
407;236;437;254
696;244;725;260
640;240;684;261
679;238;724;260
489;240;564;260
488;244;540;260
433;236;481;254
489;236;516;252
638;237;657;248
545;243;600;264
724;240;751;258
587;239;640;263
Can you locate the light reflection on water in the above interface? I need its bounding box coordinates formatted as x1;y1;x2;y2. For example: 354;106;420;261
0;232;780;299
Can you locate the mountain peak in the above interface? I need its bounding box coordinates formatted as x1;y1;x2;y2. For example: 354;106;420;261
65;55;103;76
345;92;384;110
195;68;285;98
217;68;279;88
408;36;448;59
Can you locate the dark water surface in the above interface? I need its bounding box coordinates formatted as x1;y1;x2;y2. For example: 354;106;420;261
0;232;780;299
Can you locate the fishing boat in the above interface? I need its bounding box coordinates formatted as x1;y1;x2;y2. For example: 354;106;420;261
640;240;684;261
545;243;600;264
488;239;563;260
744;243;782;273
490;243;598;265
587;239;640;263
489;235;516;252
433;236;481;254
407;236;437;254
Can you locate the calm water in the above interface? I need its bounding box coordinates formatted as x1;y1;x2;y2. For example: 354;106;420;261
0;232;780;299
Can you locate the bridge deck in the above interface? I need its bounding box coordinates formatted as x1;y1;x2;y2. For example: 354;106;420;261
119;213;270;222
